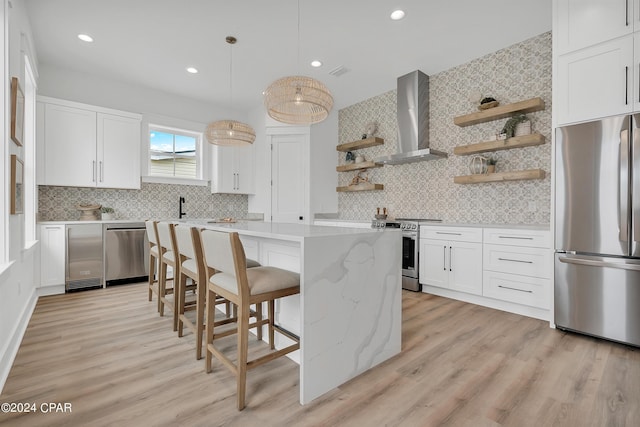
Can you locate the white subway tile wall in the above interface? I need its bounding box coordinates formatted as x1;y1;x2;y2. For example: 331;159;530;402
38;183;248;221
337;32;551;224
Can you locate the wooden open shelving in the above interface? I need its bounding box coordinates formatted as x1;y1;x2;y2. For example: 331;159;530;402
336;183;384;192
336;161;381;172
453;169;545;184
453;97;545;127
336;137;384;152
453;133;546;156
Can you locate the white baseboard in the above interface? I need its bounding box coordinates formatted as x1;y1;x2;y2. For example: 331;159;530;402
0;288;38;394
38;285;65;297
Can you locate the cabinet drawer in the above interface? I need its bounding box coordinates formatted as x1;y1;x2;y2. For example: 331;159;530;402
483;244;551;278
483;271;549;309
420;226;482;243
483;228;550;248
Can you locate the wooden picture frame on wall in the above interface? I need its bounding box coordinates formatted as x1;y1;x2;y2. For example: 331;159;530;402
11;155;24;214
11;76;24;147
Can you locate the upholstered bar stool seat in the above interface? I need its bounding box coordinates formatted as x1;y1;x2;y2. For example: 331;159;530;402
200;229;300;411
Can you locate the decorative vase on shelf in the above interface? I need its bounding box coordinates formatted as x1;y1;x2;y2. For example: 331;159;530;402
469;155;488;175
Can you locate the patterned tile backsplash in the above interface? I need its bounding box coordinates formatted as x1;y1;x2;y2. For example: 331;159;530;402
337;32;552;225
38;183;248;221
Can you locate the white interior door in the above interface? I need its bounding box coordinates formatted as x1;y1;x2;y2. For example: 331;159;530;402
271;134;306;223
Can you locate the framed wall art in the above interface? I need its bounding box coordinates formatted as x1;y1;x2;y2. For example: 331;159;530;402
11;155;24;214
11;76;24;147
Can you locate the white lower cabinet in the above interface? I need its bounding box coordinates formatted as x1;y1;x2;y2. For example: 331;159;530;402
420;225;552;320
39;224;66;292
419;226;483;296
482;228;551;310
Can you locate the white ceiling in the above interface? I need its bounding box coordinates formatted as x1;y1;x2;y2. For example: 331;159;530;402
24;0;552;112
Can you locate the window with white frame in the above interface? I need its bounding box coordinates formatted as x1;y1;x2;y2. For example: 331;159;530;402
148;125;202;179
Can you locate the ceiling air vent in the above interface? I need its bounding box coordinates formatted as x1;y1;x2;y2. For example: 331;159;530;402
328;65;349;77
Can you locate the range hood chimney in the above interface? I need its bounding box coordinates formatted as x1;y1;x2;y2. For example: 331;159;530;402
375;70;447;165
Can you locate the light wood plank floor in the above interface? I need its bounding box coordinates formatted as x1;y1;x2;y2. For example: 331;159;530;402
1;283;638;426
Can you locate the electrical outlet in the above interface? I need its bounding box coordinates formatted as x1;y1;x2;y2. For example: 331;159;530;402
527;201;537;212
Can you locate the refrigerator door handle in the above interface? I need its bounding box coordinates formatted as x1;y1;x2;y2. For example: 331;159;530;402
621;128;630;243
558;254;640;271
633;116;640;253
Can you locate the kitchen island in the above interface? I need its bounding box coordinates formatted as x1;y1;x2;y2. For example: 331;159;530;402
178;220;402;404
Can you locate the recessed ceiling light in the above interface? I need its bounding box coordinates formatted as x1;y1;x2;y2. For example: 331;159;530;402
311;60;322;67
186;67;198;74
77;34;94;42
390;10;405;20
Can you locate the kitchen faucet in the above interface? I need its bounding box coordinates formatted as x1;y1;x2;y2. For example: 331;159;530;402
179;196;186;219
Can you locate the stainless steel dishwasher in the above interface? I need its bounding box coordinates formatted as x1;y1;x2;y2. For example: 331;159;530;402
104;222;149;285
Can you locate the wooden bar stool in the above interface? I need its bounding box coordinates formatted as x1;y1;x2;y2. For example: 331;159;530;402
175;225;226;359
155;221;180;331
145;220;161;311
175;226;263;359
200;230;300;411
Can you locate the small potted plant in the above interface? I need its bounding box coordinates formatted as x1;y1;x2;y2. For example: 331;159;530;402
501;114;529;138
486;158;497;174
101;206;115;220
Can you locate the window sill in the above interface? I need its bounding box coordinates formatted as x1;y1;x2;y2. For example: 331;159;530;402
142;176;209;187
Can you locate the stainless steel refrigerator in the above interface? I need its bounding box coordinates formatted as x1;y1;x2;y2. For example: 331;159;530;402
555;115;640;347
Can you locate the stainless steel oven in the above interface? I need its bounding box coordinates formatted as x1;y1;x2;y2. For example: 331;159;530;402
372;218;441;291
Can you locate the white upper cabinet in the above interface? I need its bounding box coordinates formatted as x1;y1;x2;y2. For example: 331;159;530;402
555;0;634;55
37;97;142;189
556;36;634;124
97;113;141;189
554;0;640;125
211;144;255;194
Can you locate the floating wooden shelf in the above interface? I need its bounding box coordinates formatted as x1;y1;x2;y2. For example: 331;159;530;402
453;169;546;184
336;183;384;192
453;97;545;127
336;137;384;152
453;133;546;156
336;161;382;172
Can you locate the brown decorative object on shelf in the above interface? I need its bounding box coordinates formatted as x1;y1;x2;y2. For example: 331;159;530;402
454;97;545;127
10;155;23;214
453;169;545;184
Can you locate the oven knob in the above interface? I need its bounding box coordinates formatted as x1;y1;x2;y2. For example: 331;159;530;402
400;224;405;230
411;224;417;230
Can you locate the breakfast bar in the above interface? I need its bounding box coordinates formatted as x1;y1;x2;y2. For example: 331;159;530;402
180;220;402;404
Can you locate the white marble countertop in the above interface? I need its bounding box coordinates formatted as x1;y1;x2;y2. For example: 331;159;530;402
177;219;393;242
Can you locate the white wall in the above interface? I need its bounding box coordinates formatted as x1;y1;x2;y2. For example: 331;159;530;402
0;0;40;392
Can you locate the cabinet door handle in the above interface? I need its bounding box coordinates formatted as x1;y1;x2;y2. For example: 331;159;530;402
626;66;629;105
437;232;462;236
498;257;533;264
626;0;629;26
498;236;533;240
92;161;96;182
443;245;446;271
99;161;103;182
498;285;532;294
449;246;452;271
637;63;639;103
237;173;240;190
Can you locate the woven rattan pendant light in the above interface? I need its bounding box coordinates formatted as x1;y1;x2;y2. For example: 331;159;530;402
263;1;333;125
206;36;256;146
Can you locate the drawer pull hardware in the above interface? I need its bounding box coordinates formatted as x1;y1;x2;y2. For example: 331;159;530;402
443;246;446;271
449;246;452;271
498;236;533;240
498;257;533;264
436;232;462;235
498;285;532;293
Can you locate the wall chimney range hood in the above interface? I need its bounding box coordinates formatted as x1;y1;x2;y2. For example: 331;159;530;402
375;70;447;165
